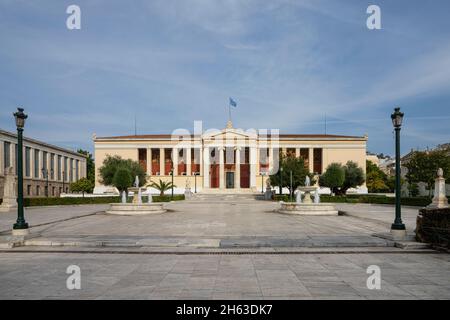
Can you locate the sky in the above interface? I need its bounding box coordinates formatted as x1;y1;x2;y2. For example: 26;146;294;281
0;0;449;156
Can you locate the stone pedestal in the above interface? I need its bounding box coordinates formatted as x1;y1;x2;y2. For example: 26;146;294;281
0;167;17;212
184;187;193;200
427;168;449;209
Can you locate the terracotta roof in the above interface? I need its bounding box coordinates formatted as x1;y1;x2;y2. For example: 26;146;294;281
95;133;366;140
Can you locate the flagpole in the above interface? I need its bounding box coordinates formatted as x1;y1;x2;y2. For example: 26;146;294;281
228;103;231;123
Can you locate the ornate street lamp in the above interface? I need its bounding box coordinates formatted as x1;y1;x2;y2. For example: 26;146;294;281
391;107;406;238
13;108;29;235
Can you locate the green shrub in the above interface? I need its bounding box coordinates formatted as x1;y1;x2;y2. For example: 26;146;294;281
273;194;431;207
18;194;185;207
416;207;450;248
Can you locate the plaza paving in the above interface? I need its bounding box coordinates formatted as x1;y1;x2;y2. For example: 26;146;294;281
0;195;449;299
0;251;449;299
0;196;423;249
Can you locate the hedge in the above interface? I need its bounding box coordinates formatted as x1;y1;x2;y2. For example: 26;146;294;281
416;207;450;249
0;195;185;207
272;194;431;207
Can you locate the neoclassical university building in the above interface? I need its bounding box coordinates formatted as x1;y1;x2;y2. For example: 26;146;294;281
94;121;368;194
0;129;87;198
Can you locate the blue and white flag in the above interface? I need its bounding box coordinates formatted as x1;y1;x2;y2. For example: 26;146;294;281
229;97;237;107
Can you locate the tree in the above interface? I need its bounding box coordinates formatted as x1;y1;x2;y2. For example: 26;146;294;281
269;154;312;197
69;177;94;197
366;160;389;193
99;155;147;188
342;161;365;194
320;163;345;195
404;150;450;197
148;179;176;196
77;149;95;185
112;168;133;195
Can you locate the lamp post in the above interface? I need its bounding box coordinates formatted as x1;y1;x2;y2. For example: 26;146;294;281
194;172;198;193
13;108;29;235
42;168;49;197
170;166;174;200
62;171;65;194
290;170;293;202
279;167;283;195
390;107;406;238
261;172;265;193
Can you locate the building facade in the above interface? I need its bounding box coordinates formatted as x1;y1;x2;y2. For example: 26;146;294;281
94;123;368;193
0;129;87;198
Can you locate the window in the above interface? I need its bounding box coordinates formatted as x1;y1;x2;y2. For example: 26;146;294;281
52;187;55;196
138;149;147;172
57;155;62;180
313;148;323;174
50;154;55;179
15;144;18;175
69;159;73;182
42;151;48;175
75;160;79;180
4;142;11;169
63;157;68;181
36;185;40;196
25;147;31;177
27;185;31;196
34;149;40;178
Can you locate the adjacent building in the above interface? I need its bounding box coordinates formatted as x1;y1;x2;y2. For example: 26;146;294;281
94;122;368;194
0;129;87;198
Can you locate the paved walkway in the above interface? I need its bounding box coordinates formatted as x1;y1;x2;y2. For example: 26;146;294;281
0;204;109;234
0;196;448;300
1;197;420;249
0;251;448;299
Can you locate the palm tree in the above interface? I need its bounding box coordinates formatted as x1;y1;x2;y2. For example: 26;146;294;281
148;179;176;196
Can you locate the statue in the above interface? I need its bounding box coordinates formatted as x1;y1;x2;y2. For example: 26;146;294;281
314;188;320;204
296;189;302;204
121;191;127;204
184;178;193;199
305;176;311;187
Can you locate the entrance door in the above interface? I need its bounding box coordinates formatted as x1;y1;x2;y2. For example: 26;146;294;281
226;172;235;189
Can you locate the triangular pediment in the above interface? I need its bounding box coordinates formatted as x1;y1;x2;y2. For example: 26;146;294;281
202;128;257;140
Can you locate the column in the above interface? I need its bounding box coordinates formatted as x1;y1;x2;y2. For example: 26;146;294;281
173;147;178;176
295;148;300;158
203;147;209;188
309;148;314;173
0;141;4;176
219;147;225;189
235;147;240;189
159;148;164;175
11;143;16;174
250;146;257;188
199;147;203;177
146;148;152;177
186;148;192;176
268;147;274;174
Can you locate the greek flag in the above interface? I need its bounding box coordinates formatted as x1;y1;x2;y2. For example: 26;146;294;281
229;97;237;107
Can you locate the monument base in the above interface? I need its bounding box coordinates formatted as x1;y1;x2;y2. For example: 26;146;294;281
12;228;30;236
106;203;166;215
278;202;338;216
0;204;17;212
390;229;407;240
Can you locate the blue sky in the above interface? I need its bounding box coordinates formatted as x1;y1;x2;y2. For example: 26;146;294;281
1;0;449;156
